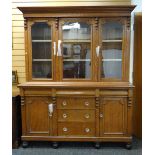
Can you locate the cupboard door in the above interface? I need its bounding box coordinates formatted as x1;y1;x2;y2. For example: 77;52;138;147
99;19;127;81
59;18;94;81
100;98;127;136
28;19;56;80
25;97;52;136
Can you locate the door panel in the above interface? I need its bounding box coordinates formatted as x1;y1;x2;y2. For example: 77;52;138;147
28;19;56;81
25;97;51;136
99;19;127;81
100;98;127;136
59;18;95;81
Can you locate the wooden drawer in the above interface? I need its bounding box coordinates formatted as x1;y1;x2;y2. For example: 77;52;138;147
58;122;95;137
58;109;95;122
57;97;95;109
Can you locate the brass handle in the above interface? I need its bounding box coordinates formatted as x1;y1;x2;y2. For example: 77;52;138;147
63;113;67;118
84;101;89;106
62;101;67;106
84;114;90;119
48;103;54;117
96;46;100;57
53;42;56;55
57;40;62;56
85;128;90;133
63;127;68;132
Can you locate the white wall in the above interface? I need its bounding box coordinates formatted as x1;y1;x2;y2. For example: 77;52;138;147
130;0;142;83
132;0;142;12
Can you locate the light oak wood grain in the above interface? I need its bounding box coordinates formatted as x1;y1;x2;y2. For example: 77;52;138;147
15;4;134;145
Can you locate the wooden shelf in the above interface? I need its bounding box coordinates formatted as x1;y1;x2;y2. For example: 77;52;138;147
102;40;122;43
63;39;91;43
63;59;91;61
102;59;122;62
32;40;51;42
33;59;52;62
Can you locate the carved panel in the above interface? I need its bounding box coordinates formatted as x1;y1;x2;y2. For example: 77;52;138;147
25;97;51;135
100;98;127;136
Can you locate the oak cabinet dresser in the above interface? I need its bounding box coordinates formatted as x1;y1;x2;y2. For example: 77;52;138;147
18;5;135;149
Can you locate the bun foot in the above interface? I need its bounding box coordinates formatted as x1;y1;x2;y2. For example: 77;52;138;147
52;142;59;149
94;142;100;149
22;141;29;148
125;142;132;150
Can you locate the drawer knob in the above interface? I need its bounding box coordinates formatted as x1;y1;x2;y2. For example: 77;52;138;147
100;113;103;118
63;127;68;132
84;114;90;119
63;113;67;118
62;101;67;106
84;101;89;106
85;128;90;133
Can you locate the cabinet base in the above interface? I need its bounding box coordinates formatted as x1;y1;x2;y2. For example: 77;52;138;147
22;136;132;142
21;136;133;149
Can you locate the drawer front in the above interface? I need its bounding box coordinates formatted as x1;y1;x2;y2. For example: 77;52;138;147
58;110;95;122
58;122;95;137
57;98;95;109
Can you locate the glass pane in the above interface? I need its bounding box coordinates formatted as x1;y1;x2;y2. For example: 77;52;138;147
32;61;52;78
102;22;123;40
32;22;51;40
62;22;91;79
101;61;122;79
102;42;122;59
31;22;52;79
101;21;123;79
63;61;91;78
32;42;51;59
63;43;90;59
63;22;91;40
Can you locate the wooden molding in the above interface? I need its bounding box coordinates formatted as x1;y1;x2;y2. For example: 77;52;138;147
128;97;132;107
55;17;59;30
95;97;100;107
128;89;133;107
24;18;28;29
21;96;25;106
18;6;136;18
127;17;131;29
18;82;134;88
95;17;99;30
18;6;136;14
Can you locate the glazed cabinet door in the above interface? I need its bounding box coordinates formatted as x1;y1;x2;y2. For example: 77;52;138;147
27;19;56;81
58;18;95;81
24;97;54;136
98;18;129;81
100;98;127;136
